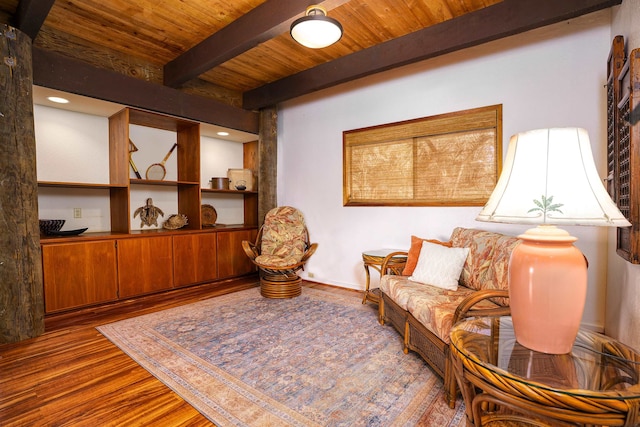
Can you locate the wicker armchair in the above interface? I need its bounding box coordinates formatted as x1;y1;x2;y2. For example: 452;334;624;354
242;206;318;298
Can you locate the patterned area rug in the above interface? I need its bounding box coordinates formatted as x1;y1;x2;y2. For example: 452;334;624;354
97;287;466;426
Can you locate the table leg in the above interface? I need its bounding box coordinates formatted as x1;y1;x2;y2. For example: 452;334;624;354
362;263;372;304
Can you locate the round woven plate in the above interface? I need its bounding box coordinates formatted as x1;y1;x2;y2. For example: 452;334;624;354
201;204;217;226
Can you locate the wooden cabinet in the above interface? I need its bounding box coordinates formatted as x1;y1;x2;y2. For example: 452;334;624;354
117;236;174;298
42;241;118;313
217;229;257;278
173;233;218;287
41;229;258;313
38;107;259;313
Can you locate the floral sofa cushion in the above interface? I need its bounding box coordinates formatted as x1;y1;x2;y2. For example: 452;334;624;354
450;227;520;306
406;286;498;344
380;275;430;310
380;274;499;344
255;206;308;267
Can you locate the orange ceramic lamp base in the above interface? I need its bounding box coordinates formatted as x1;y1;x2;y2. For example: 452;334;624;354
509;225;588;354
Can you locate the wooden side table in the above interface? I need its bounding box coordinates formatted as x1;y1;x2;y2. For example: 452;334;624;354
450;316;640;426
361;249;407;305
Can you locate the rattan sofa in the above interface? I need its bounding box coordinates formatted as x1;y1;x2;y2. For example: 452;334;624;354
378;227;521;408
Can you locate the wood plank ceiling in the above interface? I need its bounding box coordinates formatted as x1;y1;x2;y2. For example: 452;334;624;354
0;0;622;133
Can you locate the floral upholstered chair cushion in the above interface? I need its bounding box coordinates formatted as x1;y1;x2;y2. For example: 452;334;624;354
255;206;309;268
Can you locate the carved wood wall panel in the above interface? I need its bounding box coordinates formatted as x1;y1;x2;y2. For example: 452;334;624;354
607;36;640;264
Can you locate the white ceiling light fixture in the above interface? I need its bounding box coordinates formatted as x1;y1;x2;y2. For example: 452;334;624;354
290;5;343;49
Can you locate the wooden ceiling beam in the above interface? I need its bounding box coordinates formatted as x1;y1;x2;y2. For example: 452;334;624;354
15;0;55;40
243;0;622;110
33;47;259;134
164;0;351;88
164;0;315;88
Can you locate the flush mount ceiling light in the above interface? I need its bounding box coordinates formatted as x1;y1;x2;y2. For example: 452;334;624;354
290;5;342;49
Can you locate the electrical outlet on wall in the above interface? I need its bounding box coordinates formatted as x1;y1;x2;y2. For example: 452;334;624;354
73;208;82;218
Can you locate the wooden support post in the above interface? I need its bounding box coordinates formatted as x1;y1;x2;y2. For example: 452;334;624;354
0;24;44;343
258;106;277;226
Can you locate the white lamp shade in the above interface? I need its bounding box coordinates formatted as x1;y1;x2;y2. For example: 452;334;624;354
476;127;630;227
290;7;342;49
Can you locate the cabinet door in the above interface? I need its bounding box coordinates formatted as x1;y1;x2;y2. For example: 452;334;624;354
217;229;257;278
173;233;218;287
117;236;174;298
42;241;118;313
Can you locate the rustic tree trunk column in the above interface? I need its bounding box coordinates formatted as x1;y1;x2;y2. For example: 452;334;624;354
258;106;277;226
0;25;44;343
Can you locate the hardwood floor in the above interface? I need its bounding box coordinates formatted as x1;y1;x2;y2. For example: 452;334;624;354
0;277;361;426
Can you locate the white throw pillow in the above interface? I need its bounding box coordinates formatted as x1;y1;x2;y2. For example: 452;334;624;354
408;241;470;290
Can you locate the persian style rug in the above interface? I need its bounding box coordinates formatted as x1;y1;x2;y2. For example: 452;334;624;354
97;287;466;426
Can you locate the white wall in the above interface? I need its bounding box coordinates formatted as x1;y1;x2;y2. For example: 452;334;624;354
278;10;613;331
606;0;640;351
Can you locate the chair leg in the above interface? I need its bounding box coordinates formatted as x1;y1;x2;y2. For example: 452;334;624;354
444;349;458;409
403;319;410;354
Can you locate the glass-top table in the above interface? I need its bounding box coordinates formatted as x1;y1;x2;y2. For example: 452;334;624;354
450;316;640;426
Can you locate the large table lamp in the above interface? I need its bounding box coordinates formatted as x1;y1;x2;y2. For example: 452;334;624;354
477;128;631;354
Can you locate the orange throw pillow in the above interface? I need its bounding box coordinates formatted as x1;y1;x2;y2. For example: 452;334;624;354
402;235;452;276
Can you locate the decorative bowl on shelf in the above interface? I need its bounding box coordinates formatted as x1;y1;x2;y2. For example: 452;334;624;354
48;228;88;236
163;214;188;230
39;219;65;235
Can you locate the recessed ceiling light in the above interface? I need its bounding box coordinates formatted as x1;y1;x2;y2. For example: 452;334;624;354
217;131;230;136
47;96;69;104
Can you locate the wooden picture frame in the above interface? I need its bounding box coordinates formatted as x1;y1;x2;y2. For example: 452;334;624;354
343;105;502;206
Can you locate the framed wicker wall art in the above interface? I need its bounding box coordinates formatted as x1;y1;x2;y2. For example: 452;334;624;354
343;104;502;206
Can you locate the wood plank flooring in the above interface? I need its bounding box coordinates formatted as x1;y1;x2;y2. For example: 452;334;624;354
0;277;361;426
